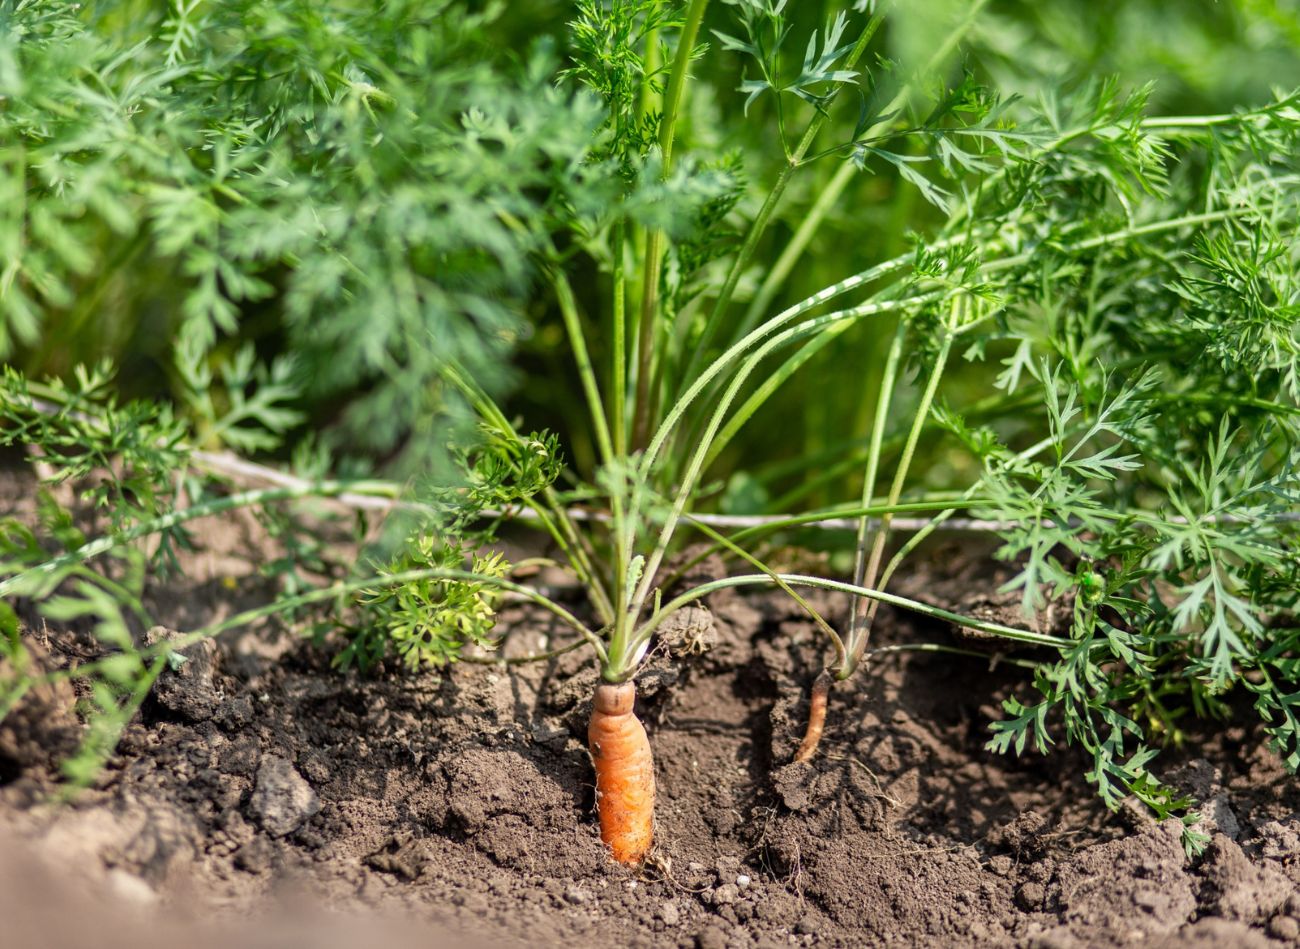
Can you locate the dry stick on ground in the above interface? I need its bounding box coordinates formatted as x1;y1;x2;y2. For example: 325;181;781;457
24;402;1289;530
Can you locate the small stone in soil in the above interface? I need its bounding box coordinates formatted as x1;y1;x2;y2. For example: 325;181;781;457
364;834;423;880
711;883;738;906
248;755;320;838
659;902;681;926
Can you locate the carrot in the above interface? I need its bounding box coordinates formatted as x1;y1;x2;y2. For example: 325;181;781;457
588;680;655;864
794;669;833;763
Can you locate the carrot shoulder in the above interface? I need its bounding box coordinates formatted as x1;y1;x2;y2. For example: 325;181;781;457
588;681;655;864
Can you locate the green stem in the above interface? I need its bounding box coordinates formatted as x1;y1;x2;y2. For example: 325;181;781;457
637;572;1075;653
866;641;1042;670
701;279;916;471
623;323;825;676
875;431;1059;595
547;257;626;624
612;218;628;459
523;496;614;626
739;160;857;340
626;295;927;647
656;0;709;173
730;0;985;348
632;0;711;449
0;480;400;599
639;23;662;128
64;568;606;683
1141;112;1275;130
723;204;1250;383
440;365;615;624
549;262;615;467
641;285;931;482
676;14;884;400
847;318;906;648
656;497;991;595
984;210;1246;272
843;298;960;677
684;513;845;669
766;400;990;511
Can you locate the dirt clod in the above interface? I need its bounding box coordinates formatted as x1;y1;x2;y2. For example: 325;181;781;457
0;636;80;775
234;836;275;873
1017;881;1047;911
1053;821;1195;938
989;809;1051;857
1268;914;1300;940
1202;835;1295;924
794;914;822;934
564;885;591;904
248;755;320;838
146;627;222;722
695;925;728;949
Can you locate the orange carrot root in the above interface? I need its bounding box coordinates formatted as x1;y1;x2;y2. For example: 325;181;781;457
588;681;656;864
794;669;833;763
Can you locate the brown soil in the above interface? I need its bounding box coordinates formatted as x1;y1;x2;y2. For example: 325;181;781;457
3;468;1300;949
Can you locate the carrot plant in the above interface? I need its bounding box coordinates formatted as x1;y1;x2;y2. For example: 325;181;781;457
3;0;1300;861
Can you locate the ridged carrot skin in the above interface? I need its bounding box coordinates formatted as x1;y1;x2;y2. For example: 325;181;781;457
588;681;655;864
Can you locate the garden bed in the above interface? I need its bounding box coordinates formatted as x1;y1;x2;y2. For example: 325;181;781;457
2;468;1299;949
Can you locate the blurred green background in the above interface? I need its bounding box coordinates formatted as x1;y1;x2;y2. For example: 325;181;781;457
7;0;1300;510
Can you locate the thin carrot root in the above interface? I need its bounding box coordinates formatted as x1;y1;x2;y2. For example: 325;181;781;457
794;669;833;763
588;681;656;864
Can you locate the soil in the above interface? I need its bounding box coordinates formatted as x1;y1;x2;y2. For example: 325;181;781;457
3;466;1300;949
